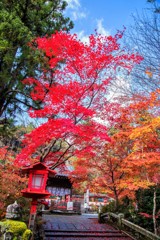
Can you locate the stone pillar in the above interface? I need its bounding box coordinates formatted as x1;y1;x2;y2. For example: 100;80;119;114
118;213;124;228
28;199;38;231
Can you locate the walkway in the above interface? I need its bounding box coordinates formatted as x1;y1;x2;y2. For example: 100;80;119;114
43;213;133;240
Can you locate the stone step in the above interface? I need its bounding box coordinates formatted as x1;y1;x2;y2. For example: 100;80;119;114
45;229;120;233
44;229;131;239
45;238;132;240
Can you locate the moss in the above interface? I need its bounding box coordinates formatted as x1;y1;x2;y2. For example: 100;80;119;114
0;220;32;240
22;229;32;240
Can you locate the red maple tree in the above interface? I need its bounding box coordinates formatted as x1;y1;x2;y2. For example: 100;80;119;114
15;31;142;169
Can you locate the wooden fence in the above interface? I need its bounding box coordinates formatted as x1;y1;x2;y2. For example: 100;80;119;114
100;212;160;240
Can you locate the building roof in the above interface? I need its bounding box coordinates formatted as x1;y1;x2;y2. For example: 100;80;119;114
47;174;72;189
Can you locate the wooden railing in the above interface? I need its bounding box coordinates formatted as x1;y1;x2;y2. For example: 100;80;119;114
100;212;160;240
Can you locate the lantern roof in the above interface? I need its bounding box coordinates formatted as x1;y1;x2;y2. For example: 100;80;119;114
21;162;56;176
21;190;51;199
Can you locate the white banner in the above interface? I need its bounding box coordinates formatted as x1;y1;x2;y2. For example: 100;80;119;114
67;201;73;210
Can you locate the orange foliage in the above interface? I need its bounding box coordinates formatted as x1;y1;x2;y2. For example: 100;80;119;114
69;89;160;204
0;147;27;218
119;90;160;190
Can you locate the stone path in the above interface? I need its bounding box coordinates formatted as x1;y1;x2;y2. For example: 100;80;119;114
43;213;133;240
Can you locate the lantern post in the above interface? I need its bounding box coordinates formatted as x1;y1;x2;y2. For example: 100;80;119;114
21;162;55;230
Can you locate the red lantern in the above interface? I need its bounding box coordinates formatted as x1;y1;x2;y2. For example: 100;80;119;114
21;162;55;230
21;162;55;198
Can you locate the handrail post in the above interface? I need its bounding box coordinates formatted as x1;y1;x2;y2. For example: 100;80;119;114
118;213;124;228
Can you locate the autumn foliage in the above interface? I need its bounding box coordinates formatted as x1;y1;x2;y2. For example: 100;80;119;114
119;90;160;190
0;147;27;218
70;89;160;209
15;31;142;169
0;28;159;233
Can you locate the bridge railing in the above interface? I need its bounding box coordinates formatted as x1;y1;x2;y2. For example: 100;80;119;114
100;212;160;240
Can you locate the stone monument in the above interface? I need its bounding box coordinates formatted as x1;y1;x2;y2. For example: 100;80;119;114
5;201;22;220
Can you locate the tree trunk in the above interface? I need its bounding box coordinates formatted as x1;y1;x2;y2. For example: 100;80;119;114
153;188;157;235
114;189;119;211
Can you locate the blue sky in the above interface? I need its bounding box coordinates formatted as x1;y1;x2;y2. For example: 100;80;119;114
65;0;151;39
64;0;155;103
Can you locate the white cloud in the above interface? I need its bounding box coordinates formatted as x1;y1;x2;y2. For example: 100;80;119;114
76;30;89;44
72;11;86;20
107;74;132;103
96;19;110;36
66;0;80;9
65;0;87;20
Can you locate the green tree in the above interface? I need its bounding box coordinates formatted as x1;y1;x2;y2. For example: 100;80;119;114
135;187;160;234
0;0;73;119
